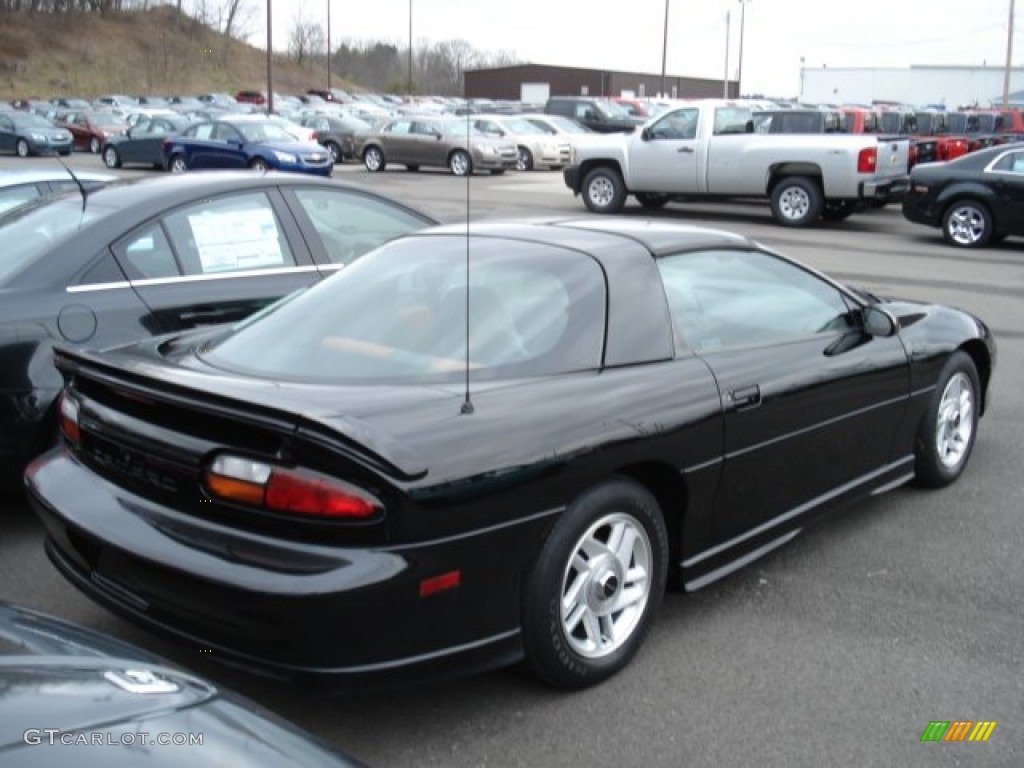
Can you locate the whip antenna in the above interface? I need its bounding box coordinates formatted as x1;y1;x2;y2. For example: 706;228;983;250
460;102;474;415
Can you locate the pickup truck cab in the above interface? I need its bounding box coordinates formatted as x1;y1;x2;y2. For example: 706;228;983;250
563;100;911;226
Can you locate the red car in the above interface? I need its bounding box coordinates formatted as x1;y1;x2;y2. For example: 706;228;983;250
56;110;128;153
235;90;267;105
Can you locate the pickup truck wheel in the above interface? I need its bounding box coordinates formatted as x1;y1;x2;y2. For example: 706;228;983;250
582;167;626;214
821;200;857;221
942;200;992;248
770;176;823;227
636;193;669;210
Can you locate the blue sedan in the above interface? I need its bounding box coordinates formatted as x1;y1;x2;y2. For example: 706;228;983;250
162;117;333;176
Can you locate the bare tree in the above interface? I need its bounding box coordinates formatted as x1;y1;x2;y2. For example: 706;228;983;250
287;2;325;67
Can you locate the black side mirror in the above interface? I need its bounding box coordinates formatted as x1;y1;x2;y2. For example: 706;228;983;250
863;305;897;337
641;127;651;141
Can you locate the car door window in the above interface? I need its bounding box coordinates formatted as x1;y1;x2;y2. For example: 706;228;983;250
658;249;855;352
292;188;428;266
649;108;699;140
190;123;214;140
162;193;296;276
386;121;412;135
0;115;13;131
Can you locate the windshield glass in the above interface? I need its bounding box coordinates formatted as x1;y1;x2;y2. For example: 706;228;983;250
235;122;296;142
0;195;118;285
204;234;607;383
594;100;630;118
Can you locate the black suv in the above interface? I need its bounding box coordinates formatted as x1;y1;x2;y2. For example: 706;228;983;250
544;97;644;133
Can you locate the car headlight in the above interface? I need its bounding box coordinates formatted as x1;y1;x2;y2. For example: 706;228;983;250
30;133;47;141
272;150;297;163
480;145;497;156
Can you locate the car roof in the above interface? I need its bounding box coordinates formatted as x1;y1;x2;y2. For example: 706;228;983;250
0;167;117;188
421;217;755;258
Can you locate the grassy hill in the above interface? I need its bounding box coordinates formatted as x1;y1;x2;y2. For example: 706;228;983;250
0;7;353;101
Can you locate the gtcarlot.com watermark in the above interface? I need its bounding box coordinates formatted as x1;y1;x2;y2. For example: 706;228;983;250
23;729;203;747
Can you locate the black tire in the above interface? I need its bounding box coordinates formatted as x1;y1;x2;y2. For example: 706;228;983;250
249;157;270;172
821;200;857;221
770;176;824;227
516;146;534;171
325;141;342;164
914;351;981;488
522;477;668;690
59;150;71;156
102;145;121;169
168;154;188;173
489;169;505;175
941;200;993;248
15;138;30;158
449;149;472;176
406;164;419;172
581;166;627;214
89;136;101;154
636;192;669;210
363;145;385;172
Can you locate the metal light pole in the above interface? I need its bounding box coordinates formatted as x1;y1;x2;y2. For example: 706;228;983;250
266;0;274;114
737;0;749;97
327;0;332;90
660;0;670;98
408;0;414;93
1002;0;1016;108
723;10;731;97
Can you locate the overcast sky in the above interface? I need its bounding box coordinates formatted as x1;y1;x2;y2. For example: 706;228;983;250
263;0;1020;97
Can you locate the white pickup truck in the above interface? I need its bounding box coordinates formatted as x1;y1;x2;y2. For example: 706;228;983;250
562;100;911;227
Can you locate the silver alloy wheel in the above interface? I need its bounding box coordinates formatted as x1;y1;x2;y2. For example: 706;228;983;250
89;137;100;154
102;146;118;168
327;142;340;163
250;158;269;172
450;151;470;176
169;155;188;173
560;512;653;659
364;147;383;171
935;371;975;469
16;139;29;157
778;185;811;220
945;204;987;246
586;175;617;208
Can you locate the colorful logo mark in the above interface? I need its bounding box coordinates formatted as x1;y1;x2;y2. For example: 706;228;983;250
920;721;997;742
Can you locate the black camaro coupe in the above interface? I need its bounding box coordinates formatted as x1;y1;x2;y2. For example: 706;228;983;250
26;219;995;691
902;143;1024;248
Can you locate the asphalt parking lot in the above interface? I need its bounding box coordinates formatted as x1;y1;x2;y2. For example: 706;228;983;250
2;155;1022;766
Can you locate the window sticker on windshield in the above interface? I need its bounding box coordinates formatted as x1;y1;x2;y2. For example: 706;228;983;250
188;208;283;273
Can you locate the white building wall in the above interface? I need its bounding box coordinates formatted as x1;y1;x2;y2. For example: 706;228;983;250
801;67;1024;108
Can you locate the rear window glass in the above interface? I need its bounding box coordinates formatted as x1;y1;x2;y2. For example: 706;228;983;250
204;234;607;383
0;195;118;285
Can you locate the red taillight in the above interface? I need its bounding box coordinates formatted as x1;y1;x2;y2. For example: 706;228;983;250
205;454;380;519
57;391;80;447
857;147;877;173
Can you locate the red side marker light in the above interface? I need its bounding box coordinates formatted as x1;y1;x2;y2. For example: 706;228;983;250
419;570;461;598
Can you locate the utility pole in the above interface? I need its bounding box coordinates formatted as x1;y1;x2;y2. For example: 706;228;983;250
737;0;749;98
408;0;414;94
266;0;274;114
723;10;731;97
661;0;670;98
1002;0;1016;108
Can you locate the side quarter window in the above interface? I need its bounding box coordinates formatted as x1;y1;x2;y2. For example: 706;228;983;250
658;249;855;352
